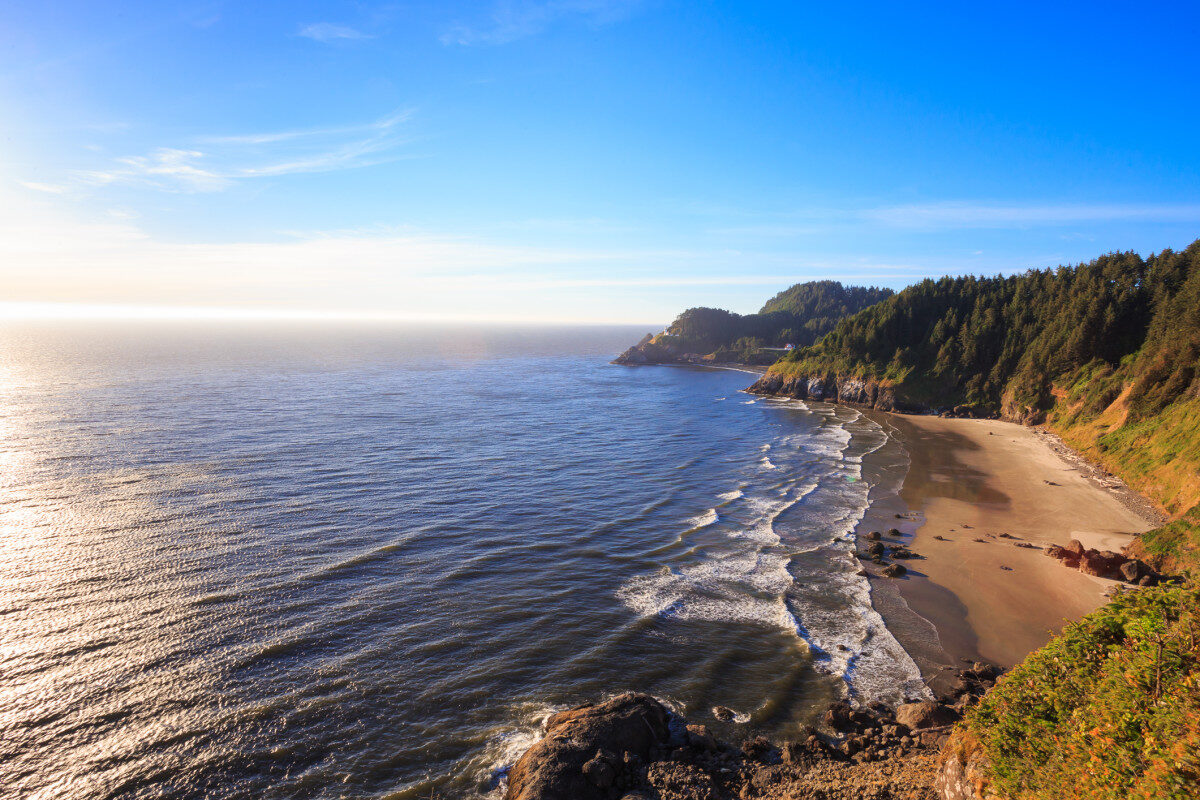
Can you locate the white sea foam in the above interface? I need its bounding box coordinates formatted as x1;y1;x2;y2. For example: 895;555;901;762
617;555;796;631
742;399;757;405
476;703;560;798
717;488;744;503
619;407;931;707
686;508;719;529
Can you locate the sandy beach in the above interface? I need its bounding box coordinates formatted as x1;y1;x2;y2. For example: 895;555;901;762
865;414;1158;675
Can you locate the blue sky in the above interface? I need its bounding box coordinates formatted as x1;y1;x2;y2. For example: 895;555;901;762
1;1;1198;322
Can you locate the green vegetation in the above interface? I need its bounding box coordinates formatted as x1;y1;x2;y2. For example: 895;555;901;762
758;280;895;334
963;583;1199;800
657;281;892;359
773;244;1200;418
765;240;1200;572
1132;506;1200;579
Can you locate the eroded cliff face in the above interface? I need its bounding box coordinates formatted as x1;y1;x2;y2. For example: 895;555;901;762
613;336;690;366
934;730;1002;800
746;372;904;412
747;371;1005;418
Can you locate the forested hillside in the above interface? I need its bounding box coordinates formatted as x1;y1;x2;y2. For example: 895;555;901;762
615;281;891;365
747;244;1200;799
758;241;1200;573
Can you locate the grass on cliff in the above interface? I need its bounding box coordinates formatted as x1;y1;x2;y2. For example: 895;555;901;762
964;583;1200;800
1047;375;1200;576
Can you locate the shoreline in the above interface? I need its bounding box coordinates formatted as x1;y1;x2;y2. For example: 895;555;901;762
863;412;1159;677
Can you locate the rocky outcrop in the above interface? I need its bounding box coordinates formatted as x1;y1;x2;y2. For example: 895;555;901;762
1078;549;1126;579
895;702;958;731
504;693;670;800
746;371;914;412
1045;541;1161;586
746;370;1009;418
502;681;1002;799
744;374;897;412
613;335;688;365
934;729;1001;800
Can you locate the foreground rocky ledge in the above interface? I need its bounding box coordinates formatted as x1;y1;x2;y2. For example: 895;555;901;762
502;674;1001;800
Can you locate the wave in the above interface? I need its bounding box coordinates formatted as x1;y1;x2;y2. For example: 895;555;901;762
685;508;719;530
616;397;931;706
716;488;744;503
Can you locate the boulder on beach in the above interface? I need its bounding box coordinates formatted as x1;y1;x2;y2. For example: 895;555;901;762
882;563;907;578
1046;544;1068;559
895;701;958;730
1079;549;1126;580
504;693;670;800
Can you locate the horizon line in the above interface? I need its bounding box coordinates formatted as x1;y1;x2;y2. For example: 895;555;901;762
0;301;666;327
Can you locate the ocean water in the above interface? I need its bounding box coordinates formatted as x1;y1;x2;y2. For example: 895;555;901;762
0;323;926;800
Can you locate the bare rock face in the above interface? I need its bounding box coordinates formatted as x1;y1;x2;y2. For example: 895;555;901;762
746;372;902;412
895;701;958;731
504;693;671;800
644;762;720;800
935;729;1000;800
1078;549;1126;579
685;724;717;753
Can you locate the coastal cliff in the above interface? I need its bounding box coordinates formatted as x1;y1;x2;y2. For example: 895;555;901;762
582;241;1200;799
614;281;893;368
745;372;906;413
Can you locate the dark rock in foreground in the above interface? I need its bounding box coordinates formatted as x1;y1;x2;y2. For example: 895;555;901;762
505;693;669;800
501;674;1001;799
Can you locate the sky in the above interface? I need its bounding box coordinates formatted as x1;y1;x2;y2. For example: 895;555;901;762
1;1;1199;324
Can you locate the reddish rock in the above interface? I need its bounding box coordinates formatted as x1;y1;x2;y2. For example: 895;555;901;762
895;701;959;730
1045;544;1069;559
1065;539;1085;555
1079;549;1126;580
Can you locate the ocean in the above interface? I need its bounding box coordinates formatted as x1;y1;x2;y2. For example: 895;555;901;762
0;323;926;800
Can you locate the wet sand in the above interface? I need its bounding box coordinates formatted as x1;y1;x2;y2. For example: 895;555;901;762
869;414;1157;674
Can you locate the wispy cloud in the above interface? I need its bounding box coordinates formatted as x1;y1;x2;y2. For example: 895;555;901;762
864;201;1200;230
67;110;413;193
19;181;70;195
0;185;932;322
81;148;232;192
298;22;374;43
443;0;643;45
710;201;1200;237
